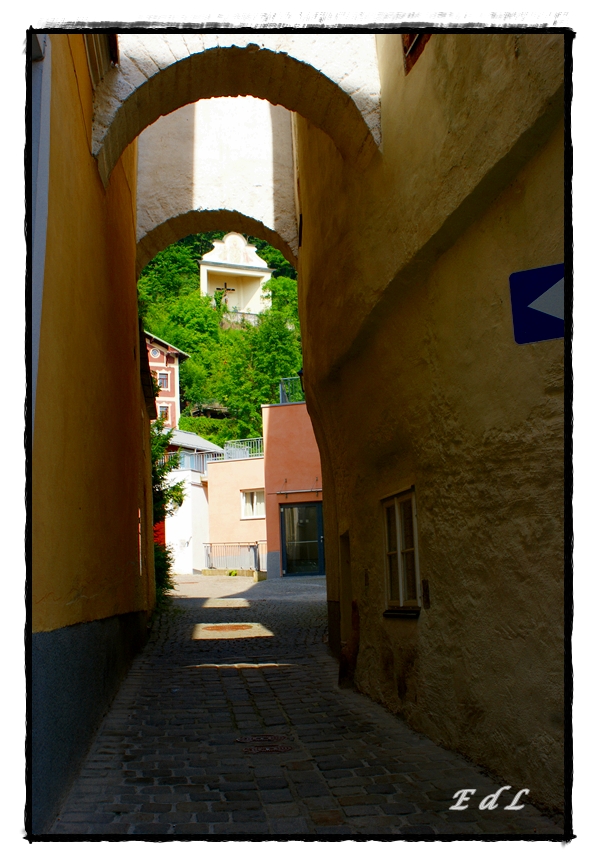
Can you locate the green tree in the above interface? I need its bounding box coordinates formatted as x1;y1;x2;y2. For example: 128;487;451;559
138;244;199;317
149;417;186;609
216;310;303;437
150;418;185;524
178;416;240;449
247;236;297;279
139;232;303;442
263;275;300;329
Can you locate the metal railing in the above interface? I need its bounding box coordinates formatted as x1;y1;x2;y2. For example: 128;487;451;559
158;452;180;469
222;311;260;328
204;541;267;571
279;376;304;404
159;450;222;473
177;451;208;473
207;437;264;461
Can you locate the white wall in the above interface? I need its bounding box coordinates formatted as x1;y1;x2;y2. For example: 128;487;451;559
165;470;210;575
191;475;210;572
136;97;298;271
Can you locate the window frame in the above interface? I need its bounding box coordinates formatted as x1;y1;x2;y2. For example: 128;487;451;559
158;404;169;420
383;489;421;614
83;34;118;90
241;489;266;520
402;33;431;74
158;372;169;390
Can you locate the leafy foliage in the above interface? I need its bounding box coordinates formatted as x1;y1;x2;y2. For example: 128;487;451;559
138;232;302;442
153;541;176;611
215;310;302;437
148;419;186;609
138;231;225;316
178;416;241;449
150;418;185;524
246;236;297;279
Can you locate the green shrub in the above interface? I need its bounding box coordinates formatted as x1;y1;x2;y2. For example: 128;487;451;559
178;415;240;448
154;541;176;610
150;419;185;524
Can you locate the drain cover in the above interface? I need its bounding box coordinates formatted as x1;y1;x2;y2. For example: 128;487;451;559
236;734;288;743
203;624;253;632
243;744;293;754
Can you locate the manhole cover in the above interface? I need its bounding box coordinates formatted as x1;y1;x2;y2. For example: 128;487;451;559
236;734;288;743
203;624;253;632
243;744;293;754
192;623;274;640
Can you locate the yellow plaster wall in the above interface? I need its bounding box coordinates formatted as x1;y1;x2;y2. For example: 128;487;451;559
296;34;564;809
32;35;154;632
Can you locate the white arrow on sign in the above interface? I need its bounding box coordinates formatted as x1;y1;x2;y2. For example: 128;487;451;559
527;277;564;320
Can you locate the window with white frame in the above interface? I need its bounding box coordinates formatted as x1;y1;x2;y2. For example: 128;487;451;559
158;405;169;420
384;490;420;608
242;489;265;519
158;372;168;389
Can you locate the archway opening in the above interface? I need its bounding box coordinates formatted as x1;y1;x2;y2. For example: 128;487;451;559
93;34;381;185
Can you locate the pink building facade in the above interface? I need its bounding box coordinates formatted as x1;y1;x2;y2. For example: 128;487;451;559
145;331;189;428
204;388;323;578
263;402;323;578
144;332;224;573
207;456;266;545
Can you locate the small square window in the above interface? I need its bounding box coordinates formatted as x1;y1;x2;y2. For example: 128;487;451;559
384;491;421;612
158;372;168;389
242;489;265;518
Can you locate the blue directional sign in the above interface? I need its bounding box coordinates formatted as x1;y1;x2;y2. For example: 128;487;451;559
509;263;565;345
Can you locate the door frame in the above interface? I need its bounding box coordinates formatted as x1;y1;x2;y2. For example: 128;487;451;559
279;501;325;577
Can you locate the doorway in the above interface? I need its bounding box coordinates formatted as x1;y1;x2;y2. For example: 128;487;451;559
280;502;325;576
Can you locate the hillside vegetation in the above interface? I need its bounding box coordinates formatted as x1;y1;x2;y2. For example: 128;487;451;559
138;233;302;446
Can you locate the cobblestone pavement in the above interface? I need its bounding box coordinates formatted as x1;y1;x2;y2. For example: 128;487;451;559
50;575;564;837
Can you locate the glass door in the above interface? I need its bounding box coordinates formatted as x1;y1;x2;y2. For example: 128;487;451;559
280;502;325;576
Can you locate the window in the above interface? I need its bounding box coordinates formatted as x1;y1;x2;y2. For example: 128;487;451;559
158;372;168;389
150;348;160;358
402;33;431;74
158;405;169;420
242;489;265;519
83;34;118;90
384;491;421;615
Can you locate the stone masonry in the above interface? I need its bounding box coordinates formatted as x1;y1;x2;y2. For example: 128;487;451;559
92;34;381;186
49;575;564;837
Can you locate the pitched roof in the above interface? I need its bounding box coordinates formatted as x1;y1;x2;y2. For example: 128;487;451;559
145;330;190;360
169;428;223;453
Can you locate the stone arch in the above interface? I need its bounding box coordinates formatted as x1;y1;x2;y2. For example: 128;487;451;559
136;209;296;277
136;97;298;277
93;33;381;185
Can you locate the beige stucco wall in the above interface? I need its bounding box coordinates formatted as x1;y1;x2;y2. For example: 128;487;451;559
136;97;298;271
199;232;273;314
33;35;155;632
207;458;266;544
295;34;564;811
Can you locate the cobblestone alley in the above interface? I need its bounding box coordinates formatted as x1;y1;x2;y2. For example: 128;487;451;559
50;574;564;837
